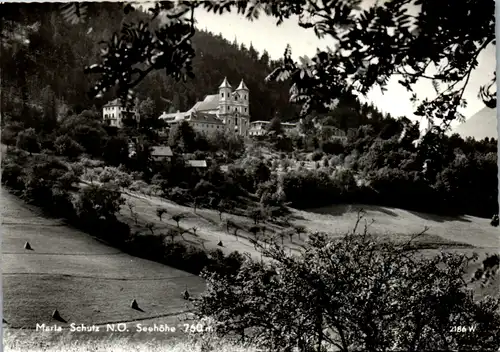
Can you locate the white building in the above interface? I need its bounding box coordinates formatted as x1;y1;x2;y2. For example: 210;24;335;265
248;120;299;137
102;99;138;128
159;77;250;136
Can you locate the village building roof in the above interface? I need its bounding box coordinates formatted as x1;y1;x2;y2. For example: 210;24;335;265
186;160;207;168
151;146;173;157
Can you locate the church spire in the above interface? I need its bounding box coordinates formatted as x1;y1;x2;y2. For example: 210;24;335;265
236;79;248;91
219;77;232;89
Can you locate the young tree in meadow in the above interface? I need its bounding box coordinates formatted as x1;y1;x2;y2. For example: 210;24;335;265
293;224;307;241
145;222;155;235
166;228;179;243
216;199;232;221
171;213;186;229
127;201;139;225
156;207;168;222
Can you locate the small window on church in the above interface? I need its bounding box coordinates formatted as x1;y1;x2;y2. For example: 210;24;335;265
245;107;247;112
221;92;224;98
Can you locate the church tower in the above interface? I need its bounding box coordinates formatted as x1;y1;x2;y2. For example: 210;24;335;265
235;79;250;136
218;77;232;120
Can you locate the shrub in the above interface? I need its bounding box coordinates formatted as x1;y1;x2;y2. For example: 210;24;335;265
75;184;125;223
1;122;24;146
54;135;84;159
282;170;343;208
1;162;24;189
98;166;132;188
127;233;167;261
129;180;148;192
16;128;40;154
68;162;85;178
80;157;105;168
168;187;191;205
311;150;324;161
49;187;76;219
56;170;79;190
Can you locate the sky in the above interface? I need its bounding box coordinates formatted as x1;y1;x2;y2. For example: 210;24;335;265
190;1;496;127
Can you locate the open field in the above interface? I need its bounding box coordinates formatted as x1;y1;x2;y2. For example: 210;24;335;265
2;188;206;336
120;190;499;299
121;188;499;252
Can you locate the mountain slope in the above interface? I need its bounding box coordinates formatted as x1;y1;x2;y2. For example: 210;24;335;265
453;107;497;140
2;188;206;329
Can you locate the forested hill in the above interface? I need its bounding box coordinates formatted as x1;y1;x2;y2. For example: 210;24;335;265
140;29;300;122
1;2;298;122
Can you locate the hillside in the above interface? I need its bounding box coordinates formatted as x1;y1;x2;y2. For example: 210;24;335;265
1;188;206;332
453;107;497;141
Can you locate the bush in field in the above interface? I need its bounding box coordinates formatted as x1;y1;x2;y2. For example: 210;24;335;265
98;166;132;188
329;155;343;167
282;169;343;208
241;157;271;192
56;170;79;190
82;168;100;184
80;157;105;168
331;166;357;193
54;135;84;159
1;121;24;146
1;162;24;189
169;187;191;205
367;167;440;213
198;221;500;352
310;150;324;161
19;158;68;204
127;233;167;261
16;128;40;154
49;187;76;219
129;180;148;192
75;184;125;222
68;161;85;178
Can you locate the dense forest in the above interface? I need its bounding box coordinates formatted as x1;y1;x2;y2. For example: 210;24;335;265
1;2;297;123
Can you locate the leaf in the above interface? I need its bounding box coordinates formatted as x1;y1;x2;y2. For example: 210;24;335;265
60;3;88;24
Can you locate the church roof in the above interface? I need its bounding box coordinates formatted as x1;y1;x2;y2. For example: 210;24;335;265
191;112;224;124
188;94;219;112
218;77;232;89
236;79;248;91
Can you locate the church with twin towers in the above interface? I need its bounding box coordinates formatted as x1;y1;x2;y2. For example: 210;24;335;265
159;77;251;137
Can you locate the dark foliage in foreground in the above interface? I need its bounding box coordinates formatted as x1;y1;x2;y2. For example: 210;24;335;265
197;223;500;352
